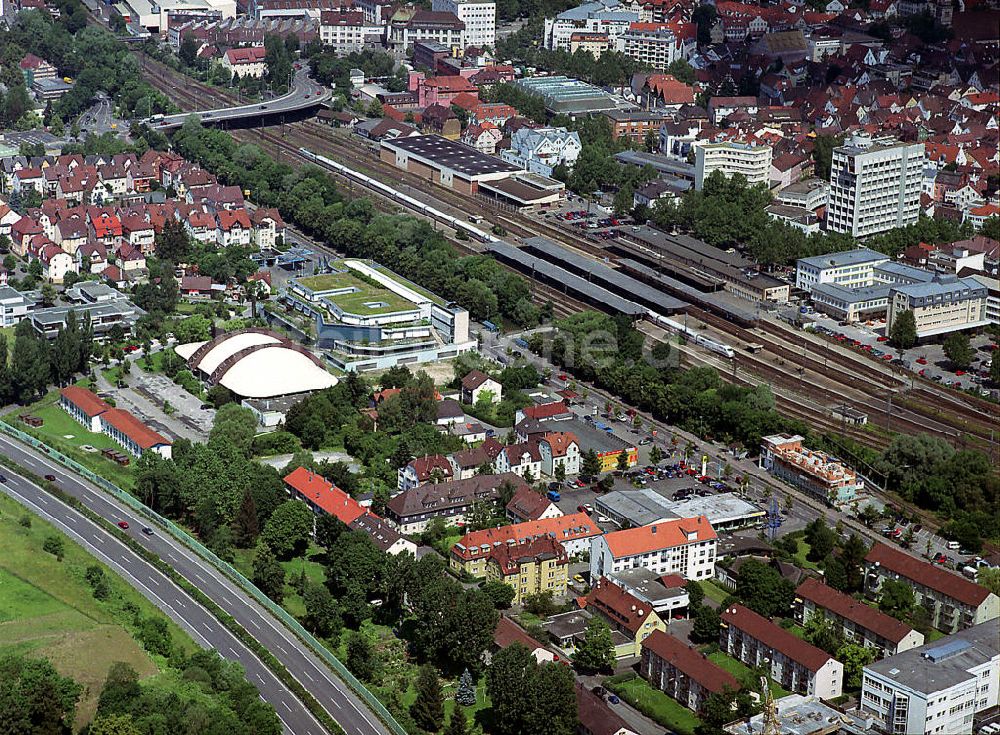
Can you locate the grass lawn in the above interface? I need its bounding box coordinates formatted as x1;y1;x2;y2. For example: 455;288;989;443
0;490;194;729
175;301;201;315
926;628;946;642
0;326;13;362
792;538;821;572
707;652;791;698
3;393;136;490
784;622;806;639
698;579;731;605
232;545;327;620
606;676;701;735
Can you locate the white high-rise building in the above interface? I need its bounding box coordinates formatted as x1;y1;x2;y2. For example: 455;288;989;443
693;140;772;190
432;0;495;48
827;134;924;238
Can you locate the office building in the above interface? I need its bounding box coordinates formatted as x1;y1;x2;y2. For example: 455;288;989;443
886;275;990;339
795;248;890;293
694;141;773;191
431;0;494;47
720;604;844;700
864;543;1000;633
860;619;999;735
543;0;638;51
590;515;717;582
759;434;863;505
827;134;924;238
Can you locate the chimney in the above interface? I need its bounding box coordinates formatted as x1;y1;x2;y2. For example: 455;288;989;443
651;525;657;534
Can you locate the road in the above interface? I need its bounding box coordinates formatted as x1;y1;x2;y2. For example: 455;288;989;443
0;433;390;735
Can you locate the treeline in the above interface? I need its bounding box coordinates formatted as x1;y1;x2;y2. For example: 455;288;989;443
310;49;406;95
648;170;973;267
170;120;542;326
0;313;93;406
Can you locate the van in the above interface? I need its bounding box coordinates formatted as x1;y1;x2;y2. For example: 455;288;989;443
546;490;561;502
946;541;961;550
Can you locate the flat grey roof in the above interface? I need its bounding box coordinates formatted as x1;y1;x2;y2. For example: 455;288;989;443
383;135;522;178
561;416;633;454
798;248;889;270
521;236;688;314
597;489;763;527
487;241;647;317
865;619;998;695
891;275;987;300
614;150;695;179
610;567;687;606
31;300;143;325
811;282;891;304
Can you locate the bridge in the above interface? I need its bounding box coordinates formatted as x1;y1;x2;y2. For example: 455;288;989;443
146;68;331;132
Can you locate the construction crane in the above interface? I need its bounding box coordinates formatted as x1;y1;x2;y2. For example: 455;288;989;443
759;676;781;735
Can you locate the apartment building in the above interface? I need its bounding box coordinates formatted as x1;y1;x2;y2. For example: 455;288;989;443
795;578;925;658
319;9;368;53
450;512;601;577
501;127;583;177
720;604;844;700
860;619;999;735
641;630;741;712
864;544;1000;634
795;248;890;293
601;110;670;143
759;434;863;505
615;24;680;69
543;0;639;51
584;578;667;657
886;275;990;339
590;515;717;582
485;536;568;604
827;134;924;238
693;141;773;191
221;46;267;78
0;286;30;327
384;473;526;534
431;0;494;47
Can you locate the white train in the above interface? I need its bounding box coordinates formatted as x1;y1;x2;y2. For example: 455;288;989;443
646;312;736;359
297;148;500;244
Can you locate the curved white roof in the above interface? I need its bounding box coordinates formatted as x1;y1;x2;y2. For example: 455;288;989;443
216;346;338;398
181;332;282;376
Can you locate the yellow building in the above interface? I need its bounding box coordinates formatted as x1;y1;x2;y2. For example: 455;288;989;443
585;578;667;658
485;537;569;605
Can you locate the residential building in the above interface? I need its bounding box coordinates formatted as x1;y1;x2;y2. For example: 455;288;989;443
284;465;367;526
391;10;466;52
826;134;924;238
795;578;924;658
60;386;111;433
494;442;542;480
397;454;454;492
590;515;717;582
485;536;569;604
501;127;583;177
864;543;1000;634
494;617;555;664
583;577;667;658
460;369;502;404
641;630;742;711
385;473;526;534
694;141;773;190
431;0;494;48
543;0;639;52
759;434;863;505
0;286;30;328
707;96;759;125
601;110;670;144
505;486;563;523
609;568;690;618
720;603;844;699
221;46;267;78
570;31;610;58
348;514;418;556
615;24;681;69
860;619;999;735
886;275;990;339
319;10;368;53
795;249;893;294
447;438;504;480
537;431;580;477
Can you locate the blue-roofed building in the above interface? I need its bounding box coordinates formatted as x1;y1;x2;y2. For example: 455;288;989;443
795;248;889;293
887;275;990;338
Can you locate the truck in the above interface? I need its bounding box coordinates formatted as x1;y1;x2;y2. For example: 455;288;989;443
482;320;499;333
513;337;529;349
546;489;561;502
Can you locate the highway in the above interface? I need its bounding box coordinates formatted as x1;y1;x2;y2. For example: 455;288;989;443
148;68;330;131
0;433;389;735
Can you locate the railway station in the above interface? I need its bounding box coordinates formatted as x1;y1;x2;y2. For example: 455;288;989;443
379;134;523;194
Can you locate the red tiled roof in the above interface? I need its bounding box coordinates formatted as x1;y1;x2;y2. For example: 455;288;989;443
406;454;453;482
521;401;570;420
796;577;916;644
865;543;993;608
721;604;832;672
506;485;558;521
584;578;657;634
659;573;687;589
284;466;366;525
494;616;546;652
452;512;600;561
488;536;566;575
225;46;266;64
101;408;171;449
603;516;716;558
60;386;110;418
642;630;741;694
541;431;578;457
461;369;493;390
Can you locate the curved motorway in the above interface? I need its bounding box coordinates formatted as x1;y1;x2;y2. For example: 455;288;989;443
149;68;330;131
0;434;387;735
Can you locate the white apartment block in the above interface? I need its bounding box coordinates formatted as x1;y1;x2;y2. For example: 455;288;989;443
432;0;495;48
886;276;990;339
614;26;682;69
0;285;30;327
827;134;924;238
694;141;772;190
544;0;639;51
590;515;717;582
794;247;890;293
860;619;999;735
319;10;369;53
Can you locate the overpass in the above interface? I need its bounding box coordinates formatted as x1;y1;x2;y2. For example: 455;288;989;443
146;68;331;132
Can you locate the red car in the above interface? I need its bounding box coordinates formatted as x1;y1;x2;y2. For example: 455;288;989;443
117;521;129;530
558;373;567;381
916;357;927;365
955;370;966;376
918;369;926;377
882;354;892;361
876;336;889;342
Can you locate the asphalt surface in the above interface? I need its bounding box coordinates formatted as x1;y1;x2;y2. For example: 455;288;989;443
0;434;389;735
151;68;330;131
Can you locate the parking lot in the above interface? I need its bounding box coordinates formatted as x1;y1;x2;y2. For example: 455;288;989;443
806;313;995;394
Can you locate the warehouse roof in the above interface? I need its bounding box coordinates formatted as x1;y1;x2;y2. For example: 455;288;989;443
382;134;521;179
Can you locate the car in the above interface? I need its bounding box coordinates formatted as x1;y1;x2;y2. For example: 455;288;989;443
882;354;893;361
558;373;568;381
639;438;652;446
574;478;586;488
44;474;56;482
916;357;927;364
591;686;605;697
877;335;889;342
0;475;5;483
918;369;926;377
955;370;966;376
607;694;620;704
260;104;267;109
932;374;943;382
581;503;594;514
141;527;154;536
913;524;922;533
573;574;586;584
117;521;130;530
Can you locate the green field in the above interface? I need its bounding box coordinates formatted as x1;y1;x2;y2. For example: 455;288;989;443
296;271;416;315
0;490;194;728
3;391;135;489
605;675;701;735
698;579;732;604
707;651;791;698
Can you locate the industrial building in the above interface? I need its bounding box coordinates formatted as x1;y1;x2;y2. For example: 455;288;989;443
513;75;628;115
595;489;764;531
379;134;522;194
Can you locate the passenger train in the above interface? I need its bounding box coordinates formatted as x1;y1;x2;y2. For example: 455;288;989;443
646;312;736;359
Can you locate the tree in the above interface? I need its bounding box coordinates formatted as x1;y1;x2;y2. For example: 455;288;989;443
804;520;836;563
734;559;795;618
692;3;717;45
302;582;342;639
0;653;82;734
991;348;1000;385
616;450;629;473
691;604;721;643
686;579;705;609
943;332;974;370
837;641;876;690
455;668;477;707
978;567;1000;596
89;713;143;735
231;488;260;548
43;535;65;561
252;544;285;603
889;309;917;350
260;500;314;560
487;644;578;735
878;579;915;619
803;613;842;655
444;708;469;735
345;632;378;682
482;579;516;610
572;616;614;674
649;445;663;465
581;448;600;478
410;664;445;733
